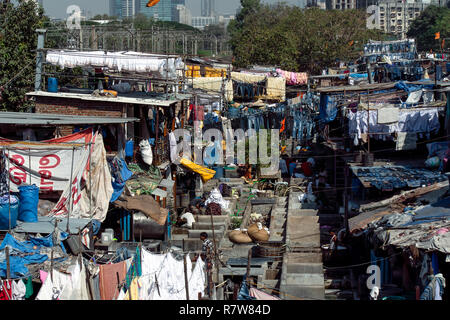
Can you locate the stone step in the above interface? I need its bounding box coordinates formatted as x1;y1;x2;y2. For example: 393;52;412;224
192;222;226;230
288;209;318;217
285;263;323;274
281;273;324;286
188;229;224;240
284;252;323;264
278;285;325;300
171;238;203;251
194;215;229;224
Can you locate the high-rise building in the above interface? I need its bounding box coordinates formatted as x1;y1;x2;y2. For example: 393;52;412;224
201;0;215;17
369;0;447;37
176;4;192;25
326;0;357;10
172;0;185;22
122;0;140;18
139;0;173;21
109;0;122;18
109;0;140;18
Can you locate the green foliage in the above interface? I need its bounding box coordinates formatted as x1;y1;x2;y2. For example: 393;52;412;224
203;23;227;37
230;216;243;229
228;2;385;74
0;0;44;111
407;5;450;52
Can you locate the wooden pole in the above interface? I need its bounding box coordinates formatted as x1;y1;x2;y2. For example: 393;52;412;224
155;107;160;165
89;142;92;218
6;147;11;234
246;248;252;278
184;254;190;300
66;147;75;233
5;246;10;280
344;165;350;236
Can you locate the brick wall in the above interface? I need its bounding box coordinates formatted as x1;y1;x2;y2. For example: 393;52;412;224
34;96;126;137
34;96;124;118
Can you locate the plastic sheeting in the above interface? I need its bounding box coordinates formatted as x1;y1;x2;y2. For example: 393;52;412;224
319;94;338;123
78;133;114;222
46;50;184;79
0;232;68;279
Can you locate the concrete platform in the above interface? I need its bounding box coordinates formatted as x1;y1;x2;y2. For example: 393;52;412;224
192;222;226;230
279;285;325;300
188;229;224;239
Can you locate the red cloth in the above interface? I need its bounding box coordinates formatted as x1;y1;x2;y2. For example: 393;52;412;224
99;261;127;300
189;105;205;121
195;106;204;121
0;281;12;300
301;162;313;177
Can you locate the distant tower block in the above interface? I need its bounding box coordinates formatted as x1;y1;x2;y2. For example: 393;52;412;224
201;0;215;17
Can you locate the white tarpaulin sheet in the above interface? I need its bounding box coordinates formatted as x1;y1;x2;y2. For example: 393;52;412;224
78;133;113;222
46;50;184;78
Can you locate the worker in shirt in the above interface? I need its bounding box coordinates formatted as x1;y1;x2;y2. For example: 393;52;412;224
301;158;315;177
200;232;214;261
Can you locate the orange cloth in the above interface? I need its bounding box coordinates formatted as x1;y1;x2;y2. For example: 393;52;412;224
147;0;160;7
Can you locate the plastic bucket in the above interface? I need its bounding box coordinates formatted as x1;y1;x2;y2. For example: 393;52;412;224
213;166;224;179
47;77;58;93
0;200;19;230
125;140;134;157
18;185;39;223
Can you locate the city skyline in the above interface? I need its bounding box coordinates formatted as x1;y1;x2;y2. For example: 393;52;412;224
41;0;305;19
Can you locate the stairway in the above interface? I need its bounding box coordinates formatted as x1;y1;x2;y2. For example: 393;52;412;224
278;181;325;300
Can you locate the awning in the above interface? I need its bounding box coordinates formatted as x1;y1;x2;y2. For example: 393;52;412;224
0;111;139;125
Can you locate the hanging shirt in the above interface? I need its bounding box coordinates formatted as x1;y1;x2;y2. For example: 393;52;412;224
11;280;26;300
98;260;128;300
301;162;313;177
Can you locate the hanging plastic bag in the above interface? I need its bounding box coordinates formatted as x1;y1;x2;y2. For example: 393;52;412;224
139;139;153;165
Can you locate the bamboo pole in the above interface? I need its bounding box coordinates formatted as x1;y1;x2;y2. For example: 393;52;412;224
66;147;75;233
184;254;190;300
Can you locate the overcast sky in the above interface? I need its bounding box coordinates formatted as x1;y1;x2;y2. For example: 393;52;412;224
42;0;306;19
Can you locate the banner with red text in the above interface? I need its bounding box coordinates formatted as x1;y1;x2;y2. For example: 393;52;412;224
1;129;95;218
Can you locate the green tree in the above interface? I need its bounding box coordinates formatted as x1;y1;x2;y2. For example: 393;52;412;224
203;22;227;38
0;0;44;111
228;3;384;74
407;5;450;52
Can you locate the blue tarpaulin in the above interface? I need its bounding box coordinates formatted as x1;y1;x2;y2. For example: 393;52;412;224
0;232;68;279
319;94;338;123
237;277;256;300
395;81;434;93
110;158;133;203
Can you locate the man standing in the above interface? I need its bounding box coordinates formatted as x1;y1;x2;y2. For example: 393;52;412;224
200;232;214;261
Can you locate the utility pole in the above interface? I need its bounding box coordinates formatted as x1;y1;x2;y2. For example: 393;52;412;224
34;29;47;97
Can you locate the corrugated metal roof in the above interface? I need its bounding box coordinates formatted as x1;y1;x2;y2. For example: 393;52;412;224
3;216;91;235
0;111;139;125
26;90;186;107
